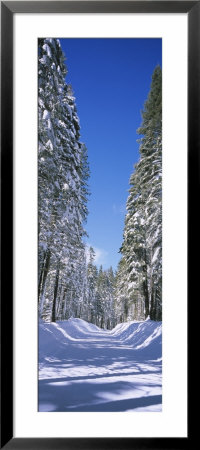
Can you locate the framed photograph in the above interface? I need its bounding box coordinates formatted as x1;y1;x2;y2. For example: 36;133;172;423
1;0;197;448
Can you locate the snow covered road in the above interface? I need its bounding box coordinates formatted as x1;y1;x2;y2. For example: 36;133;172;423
39;318;162;412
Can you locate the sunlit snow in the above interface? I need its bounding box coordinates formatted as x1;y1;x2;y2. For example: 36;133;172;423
39;318;162;412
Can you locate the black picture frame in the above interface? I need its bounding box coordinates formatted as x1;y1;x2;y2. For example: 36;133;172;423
1;1;197;449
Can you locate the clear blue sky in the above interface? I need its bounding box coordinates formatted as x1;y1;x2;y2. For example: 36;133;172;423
60;38;162;271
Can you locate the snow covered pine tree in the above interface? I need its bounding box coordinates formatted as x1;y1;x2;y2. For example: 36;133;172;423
119;66;162;321
38;38;90;322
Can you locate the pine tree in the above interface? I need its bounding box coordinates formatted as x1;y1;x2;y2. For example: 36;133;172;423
115;258;129;322
120;65;162;321
95;266;116;329
85;247;98;323
105;267;116;329
38;38;90;321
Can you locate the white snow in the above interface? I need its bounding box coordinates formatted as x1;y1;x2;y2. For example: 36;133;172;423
152;247;160;264
43;43;52;58
43;109;49;120
39;318;162;412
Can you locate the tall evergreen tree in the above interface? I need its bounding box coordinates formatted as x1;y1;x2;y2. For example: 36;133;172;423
38;38;90;321
120;66;162;321
86;247;98;323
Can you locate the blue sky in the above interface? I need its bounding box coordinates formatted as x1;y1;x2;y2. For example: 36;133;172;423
60;38;162;271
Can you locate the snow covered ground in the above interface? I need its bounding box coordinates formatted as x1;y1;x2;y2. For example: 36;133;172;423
39;318;162;412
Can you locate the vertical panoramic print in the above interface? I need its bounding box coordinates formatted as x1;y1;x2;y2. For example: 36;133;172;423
38;38;162;412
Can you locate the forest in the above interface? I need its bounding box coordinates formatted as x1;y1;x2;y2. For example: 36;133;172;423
38;38;162;328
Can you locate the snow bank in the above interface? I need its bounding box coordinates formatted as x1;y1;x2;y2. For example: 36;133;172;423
109;319;162;357
39;318;104;362
39;318;162;412
39;317;162;363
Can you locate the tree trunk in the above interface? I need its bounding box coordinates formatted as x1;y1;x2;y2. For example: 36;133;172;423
150;286;155;320
38;249;51;314
61;288;67;320
38;249;51;299
143;274;149;319
51;261;60;322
